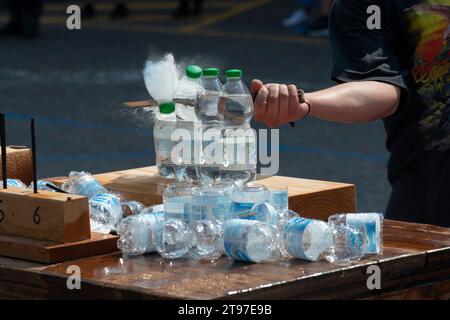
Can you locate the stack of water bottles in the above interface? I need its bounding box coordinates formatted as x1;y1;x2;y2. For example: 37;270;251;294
113;64;384;264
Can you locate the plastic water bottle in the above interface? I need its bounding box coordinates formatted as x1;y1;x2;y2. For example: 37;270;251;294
1;179;27;188
223;219;282;263
117;211;164;256
325;223;367;265
189;182;235;260
62;171;108;199
328;213;383;255
89;193;124;232
283;217;333;261
174;65;203;182
269;189;289;214
219;69;257;186
230;185;270;219
163;182;199;222
122;200;145;217
248;202;280;225
154;102;178;179
196;68;225;184
189;219;224;260
191;182;235;222
156;218;193;259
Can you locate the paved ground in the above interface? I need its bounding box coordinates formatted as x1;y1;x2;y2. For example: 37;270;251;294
0;0;390;212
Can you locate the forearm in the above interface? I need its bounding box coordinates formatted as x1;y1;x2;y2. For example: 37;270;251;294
305;81;401;123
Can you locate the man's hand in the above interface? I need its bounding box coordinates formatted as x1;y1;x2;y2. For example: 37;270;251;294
251;79;310;128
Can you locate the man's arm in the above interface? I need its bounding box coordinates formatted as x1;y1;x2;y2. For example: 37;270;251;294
251;80;401;128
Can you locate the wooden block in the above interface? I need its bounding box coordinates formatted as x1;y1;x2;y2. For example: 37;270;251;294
52;166;356;221
0;146;33;185
0;232;119;264
0;188;90;243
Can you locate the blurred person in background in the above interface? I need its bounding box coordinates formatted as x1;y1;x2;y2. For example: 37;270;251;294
0;0;43;37
252;0;450;227
284;0;333;37
174;0;204;18
307;0;333;36
81;1;129;19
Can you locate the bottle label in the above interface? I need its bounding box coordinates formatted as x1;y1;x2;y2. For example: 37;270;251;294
91;193;120;206
283;217;312;260
223;220;255;262
346;214;381;254
230;202;255;219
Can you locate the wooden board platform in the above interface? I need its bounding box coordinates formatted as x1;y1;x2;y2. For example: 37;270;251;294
0;146;33;185
52;166;356;221
0;220;449;299
0;232;118;264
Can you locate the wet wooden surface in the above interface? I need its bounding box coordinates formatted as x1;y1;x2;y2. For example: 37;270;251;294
1;219;450;299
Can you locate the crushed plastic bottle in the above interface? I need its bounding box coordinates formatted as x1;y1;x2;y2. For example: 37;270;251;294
163;182;199;222
154;102;178;179
224;219;283;263
248;202;280;225
328;213;383;255
189;219;224;260
325;223;367;265
117;211;164;256
62;171;108;199
269;188;289;214
219;69;257;186
122;200;145;217
0;179;27;189
230;184;270;219
283;217;333;261
191;182;235;222
89;193;123;233
156;218;193;259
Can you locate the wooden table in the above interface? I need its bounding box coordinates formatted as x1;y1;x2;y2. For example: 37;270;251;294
1;220;450;300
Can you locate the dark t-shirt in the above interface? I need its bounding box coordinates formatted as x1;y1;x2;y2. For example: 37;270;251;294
329;0;450;226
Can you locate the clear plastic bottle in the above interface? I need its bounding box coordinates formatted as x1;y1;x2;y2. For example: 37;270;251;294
189;182;235;260
248;202;280;225
328;213;383;255
89;193;124;233
219;69;257;186
283;217;333;261
163;182;199;222
325;222;368;265
196;68;225;184
117;211;164;256
121;200;145;217
191;182;235;222
230;184;270;219
223;219;282;263
174;65;203;182
156;218;193;259
154;102;178;179
62;171;108;199
1;179;27;189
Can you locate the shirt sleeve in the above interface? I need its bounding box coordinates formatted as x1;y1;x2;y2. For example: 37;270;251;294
329;0;408;91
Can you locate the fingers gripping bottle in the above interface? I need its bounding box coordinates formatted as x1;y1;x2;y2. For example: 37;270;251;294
196;68;225;184
219;69;257;187
174;65;203;182
154;102;178;179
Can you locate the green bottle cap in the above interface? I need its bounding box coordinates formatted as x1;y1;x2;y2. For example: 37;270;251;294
202;68;219;77
225;69;242;78
186;65;202;79
159;102;175;114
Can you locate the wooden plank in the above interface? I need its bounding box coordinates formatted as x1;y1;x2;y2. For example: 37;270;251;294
0;232;119;264
0;188;90;242
51;166;356;221
0;146;33;185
